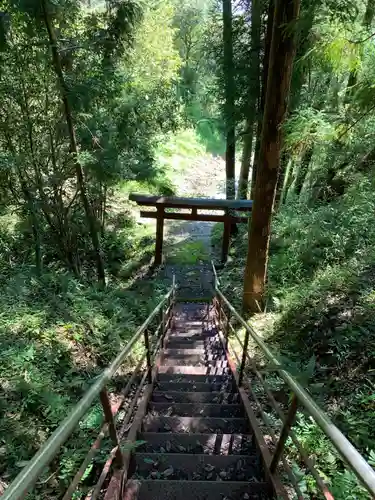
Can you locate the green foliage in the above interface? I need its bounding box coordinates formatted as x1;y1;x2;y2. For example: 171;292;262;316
0;223;169;495
130;1;181;91
168;240;210;264
215;176;375;496
284;108;336;156
290;415;372;499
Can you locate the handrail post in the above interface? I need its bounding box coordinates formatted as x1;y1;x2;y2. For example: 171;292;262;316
161;306;166;348
160;307;165;337
99;389;123;467
172;273;176;301
218;295;222;330
238;326;250;386
144;329;152;384
225;308;231;345
270;394;299;473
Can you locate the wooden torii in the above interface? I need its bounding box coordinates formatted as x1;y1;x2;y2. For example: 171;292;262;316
129;193;252;265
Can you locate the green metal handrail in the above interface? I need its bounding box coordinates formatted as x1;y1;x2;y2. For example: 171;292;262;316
213;278;375;497
2;285;175;500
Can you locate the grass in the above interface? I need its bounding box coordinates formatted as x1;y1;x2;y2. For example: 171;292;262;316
214;175;375;498
167;240;210;264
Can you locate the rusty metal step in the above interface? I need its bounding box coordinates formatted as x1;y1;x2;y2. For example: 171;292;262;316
133;453;262;481
124;479;271;500
165;339;206;348
158;365;230;376
166;334;219;343
169;322;211;330
160;358;228;368
162;351;226;360
151;391;239;404
162;348;225;356
154;381;235;393
158;373;234;384
137;432;254;455
164;342;223;352
165;334;221;343
142;416;249;434
149;402;244;418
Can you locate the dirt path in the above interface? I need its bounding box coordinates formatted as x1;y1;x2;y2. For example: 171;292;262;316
164;155;226;257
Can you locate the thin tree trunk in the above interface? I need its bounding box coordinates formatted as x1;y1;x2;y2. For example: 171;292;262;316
274;150;288;211
223;0;236;200
237;0;261;199
279;156;294;205
243;0;300;313
346;0;375;100
22;181;42;276
42;0;106;287
251;0;274;200
294;146;313;196
1;123;42;275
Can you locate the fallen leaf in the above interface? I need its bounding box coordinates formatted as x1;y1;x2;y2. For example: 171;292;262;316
163;466;174;477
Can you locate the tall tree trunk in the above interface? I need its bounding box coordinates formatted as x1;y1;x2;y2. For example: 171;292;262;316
243;0;300;313
42;0;106;287
237;0;261;199
223;0;236;200
251;0;274;200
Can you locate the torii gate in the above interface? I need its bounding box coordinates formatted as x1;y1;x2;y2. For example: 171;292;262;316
129;193;252;266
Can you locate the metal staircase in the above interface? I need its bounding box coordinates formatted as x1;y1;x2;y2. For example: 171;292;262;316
3;267;375;500
124;303;272;499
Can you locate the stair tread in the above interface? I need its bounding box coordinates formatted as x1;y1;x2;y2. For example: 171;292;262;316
151;391;239;403
134;452;262;481
161;359;228;367
149;402;244;417
162;352;226;359
124;479;271;500
158;365;230;375
162;348;224;355
142;415;249;433
157;372;232;382
138;432;254;455
155;381;236;393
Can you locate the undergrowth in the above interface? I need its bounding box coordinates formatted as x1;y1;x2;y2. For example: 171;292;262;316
215;174;375;498
0;227;168;495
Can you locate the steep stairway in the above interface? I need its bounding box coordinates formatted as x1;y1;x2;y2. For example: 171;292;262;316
124;303;274;500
